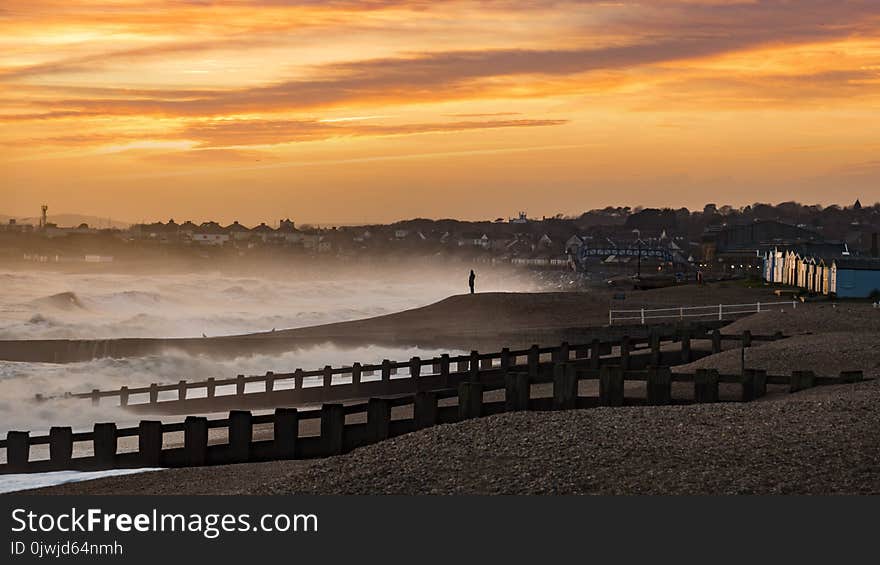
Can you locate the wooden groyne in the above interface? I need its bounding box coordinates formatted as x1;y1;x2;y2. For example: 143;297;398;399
1;361;865;475
0;317;730;364
41;329;779;415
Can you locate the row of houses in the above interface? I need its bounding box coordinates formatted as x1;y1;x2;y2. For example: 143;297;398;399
131;219;334;252
762;248;880;298
132;219;588;260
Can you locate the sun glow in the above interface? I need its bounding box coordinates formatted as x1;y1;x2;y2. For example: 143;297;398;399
2;1;879;223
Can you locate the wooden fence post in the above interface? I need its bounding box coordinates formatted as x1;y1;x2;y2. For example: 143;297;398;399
840;370;864;383
505;372;530;411
206;377;216;398
149;383;159;404
646;366;672;406
119;386;129;407
294;369;304;389
790;370;815;393
458;382;483;419
177;380;187;401
184;416;208;466
620;336;631;370
138;420;163;467
680;330;692;363
6;431;29;472
410;356;422;385
367;398;391;442
351;363;362;394
500;348;512;370
469;351;480;381
323;365;333;388
91;389;100;406
414;392;439;429
742;330;752;348
381;360;393;394
590;339;602;370
265;371;275;393
599;366;624;407
528;345;540;377
740;369;755;402
553;363;578;410
93;422;117;468
480;354;492;370
440;354;450;387
694;369;719;403
274;408;299;459
236;374;246;396
554;341;570;363
649;333;661;366
229;410;253;463
750;369;767;399
711;329;722;354
321;404;345;456
49;426;73;468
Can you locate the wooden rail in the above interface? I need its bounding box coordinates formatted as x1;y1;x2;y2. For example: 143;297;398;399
39;330;785;415
1;362;866;475
610;301;799;325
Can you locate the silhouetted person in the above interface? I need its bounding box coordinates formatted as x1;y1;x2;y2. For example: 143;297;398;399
469;270;476;294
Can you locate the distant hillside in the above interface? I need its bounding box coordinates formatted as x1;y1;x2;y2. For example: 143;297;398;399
0;213;130;229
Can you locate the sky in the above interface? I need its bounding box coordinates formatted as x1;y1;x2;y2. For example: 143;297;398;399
1;0;879;225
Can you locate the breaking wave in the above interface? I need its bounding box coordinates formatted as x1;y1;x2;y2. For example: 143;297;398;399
0;269;533;340
0;343;463;434
30;291;87;311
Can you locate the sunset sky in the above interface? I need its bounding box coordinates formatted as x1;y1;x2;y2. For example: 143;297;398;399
2;0;879;225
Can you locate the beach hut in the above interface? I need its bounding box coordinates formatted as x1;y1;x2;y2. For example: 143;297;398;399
782;250;795;286
830;258;880;298
763;248;785;284
816;259;828;295
773;249;785;283
797;255;808;290
829;261;838;295
806;257;817;292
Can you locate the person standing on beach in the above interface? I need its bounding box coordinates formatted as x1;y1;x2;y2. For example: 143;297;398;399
469;270;476;294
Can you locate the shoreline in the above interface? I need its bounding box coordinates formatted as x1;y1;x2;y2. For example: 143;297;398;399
0;283;789;363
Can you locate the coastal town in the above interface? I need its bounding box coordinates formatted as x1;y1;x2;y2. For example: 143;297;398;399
3;201;879;297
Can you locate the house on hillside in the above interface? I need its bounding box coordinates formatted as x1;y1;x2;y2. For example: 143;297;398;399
179;221;198;240
302;232;332;253
277;219;301;243
132;219;179;242
251;222;276;243
565;235;584;254
193;222;229;246
458;233;490;249
226;221;252;242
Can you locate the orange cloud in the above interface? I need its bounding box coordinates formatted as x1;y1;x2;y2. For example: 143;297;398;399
2;1;880;222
